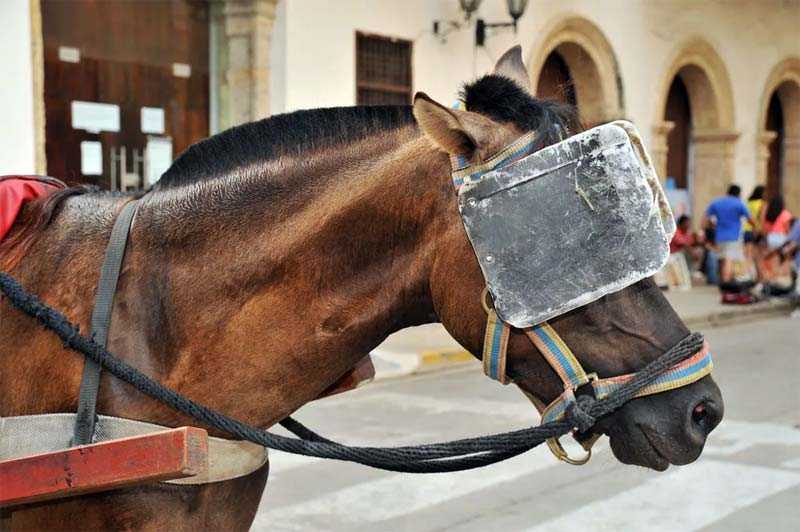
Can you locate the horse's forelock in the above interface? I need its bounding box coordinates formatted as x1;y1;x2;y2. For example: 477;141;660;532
460;74;580;148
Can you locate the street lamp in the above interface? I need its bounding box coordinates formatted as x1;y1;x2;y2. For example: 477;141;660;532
459;0;483;20
476;0;529;47
433;0;483;41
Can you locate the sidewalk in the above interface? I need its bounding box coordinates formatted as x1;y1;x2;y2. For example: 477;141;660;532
663;285;794;329
370;285;795;380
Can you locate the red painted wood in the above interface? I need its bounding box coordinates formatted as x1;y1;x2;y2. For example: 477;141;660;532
0;427;208;508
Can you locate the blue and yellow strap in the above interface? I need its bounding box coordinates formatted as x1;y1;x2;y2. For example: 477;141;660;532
450;131;538;190
525;323;590;390
482;309;510;384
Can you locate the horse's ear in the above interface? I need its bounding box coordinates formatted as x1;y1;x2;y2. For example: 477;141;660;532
413;92;492;157
493;45;532;93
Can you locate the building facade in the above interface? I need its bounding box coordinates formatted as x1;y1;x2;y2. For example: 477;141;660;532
2;0;798;214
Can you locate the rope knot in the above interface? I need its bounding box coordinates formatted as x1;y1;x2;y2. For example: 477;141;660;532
566;394;597;433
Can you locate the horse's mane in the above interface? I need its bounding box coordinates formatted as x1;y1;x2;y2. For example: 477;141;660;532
155;105;416;190
155;74;578;190
1;75;577;266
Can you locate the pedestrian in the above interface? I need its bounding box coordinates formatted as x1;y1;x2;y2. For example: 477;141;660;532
782;217;800;301
743;185;765;245
757;196;794;293
701;222;720;286
702;185;756;300
670;214;704;272
761;195;792;250
670;215;696;254
743;186;765;277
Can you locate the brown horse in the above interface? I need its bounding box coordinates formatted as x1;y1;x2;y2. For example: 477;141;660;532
0;49;723;530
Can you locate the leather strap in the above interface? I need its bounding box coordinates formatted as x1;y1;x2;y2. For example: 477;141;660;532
72;200;139;445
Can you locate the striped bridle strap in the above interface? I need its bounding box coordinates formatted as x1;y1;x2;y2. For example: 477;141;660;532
482;307;714;464
450;130;538;191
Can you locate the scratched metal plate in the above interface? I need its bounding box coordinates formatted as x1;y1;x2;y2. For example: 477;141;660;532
458;122;672;328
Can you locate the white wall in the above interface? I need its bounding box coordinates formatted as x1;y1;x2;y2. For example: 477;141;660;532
277;0;476;113
274;0;799;198
0;0;37;174
270;0;288;115
3;0;797;196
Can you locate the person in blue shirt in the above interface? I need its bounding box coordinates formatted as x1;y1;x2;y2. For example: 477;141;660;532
702;184;755;287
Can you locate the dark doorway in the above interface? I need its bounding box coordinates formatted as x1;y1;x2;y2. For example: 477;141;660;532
665;76;692;190
41;0;210;188
765;91;785;200
536;51;577;107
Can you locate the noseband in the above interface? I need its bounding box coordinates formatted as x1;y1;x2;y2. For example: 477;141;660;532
451;126;714;464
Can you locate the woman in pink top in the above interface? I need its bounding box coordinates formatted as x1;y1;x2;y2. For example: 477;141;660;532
762;195;792;249
758;195;794;286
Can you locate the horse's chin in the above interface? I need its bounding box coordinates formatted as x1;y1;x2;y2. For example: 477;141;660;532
605;424;700;471
599;377;723;471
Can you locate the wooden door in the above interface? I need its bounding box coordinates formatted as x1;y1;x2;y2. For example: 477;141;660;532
42;0;209;188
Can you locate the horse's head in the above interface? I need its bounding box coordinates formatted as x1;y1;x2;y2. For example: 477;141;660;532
416;47;723;471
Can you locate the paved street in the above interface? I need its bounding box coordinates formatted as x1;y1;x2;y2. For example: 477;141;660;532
254;316;800;531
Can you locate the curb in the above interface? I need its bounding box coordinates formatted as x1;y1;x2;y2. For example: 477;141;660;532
682;299;794;330
370;299;795;381
370;348;475;381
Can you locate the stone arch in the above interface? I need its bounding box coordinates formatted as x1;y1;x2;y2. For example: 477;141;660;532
757;57;800;212
527;15;623;127
651;38;738;218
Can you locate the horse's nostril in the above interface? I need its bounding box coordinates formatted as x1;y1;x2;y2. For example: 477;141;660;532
690;399;721;436
692;403;707;422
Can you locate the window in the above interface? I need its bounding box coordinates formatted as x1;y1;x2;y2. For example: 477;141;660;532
356;32;412;106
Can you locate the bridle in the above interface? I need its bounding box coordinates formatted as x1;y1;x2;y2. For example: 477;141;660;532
450;125;714;465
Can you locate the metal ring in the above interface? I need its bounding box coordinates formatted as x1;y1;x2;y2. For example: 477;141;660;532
547;437;592;466
560;447;592;466
480;287;493;315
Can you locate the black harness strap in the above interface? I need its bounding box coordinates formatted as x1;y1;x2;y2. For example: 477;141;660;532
72;200;139;445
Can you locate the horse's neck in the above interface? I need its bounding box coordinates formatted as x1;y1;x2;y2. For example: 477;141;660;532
120;132;451;427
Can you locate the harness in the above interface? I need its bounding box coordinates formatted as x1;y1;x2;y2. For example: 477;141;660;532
450;127;713;464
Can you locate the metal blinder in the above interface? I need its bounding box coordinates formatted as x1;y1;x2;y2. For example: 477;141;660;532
458;121;675;329
455;121;696;466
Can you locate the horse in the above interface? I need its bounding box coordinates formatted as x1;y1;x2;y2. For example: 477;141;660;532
0;47;723;530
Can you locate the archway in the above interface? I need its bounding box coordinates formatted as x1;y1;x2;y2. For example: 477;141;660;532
652;38;737;218
765;92;784;199
536;50;576;106
758;58;800;213
528;16;623;127
664;75;692;191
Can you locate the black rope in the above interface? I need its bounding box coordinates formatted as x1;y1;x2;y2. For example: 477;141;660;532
0;271;704;473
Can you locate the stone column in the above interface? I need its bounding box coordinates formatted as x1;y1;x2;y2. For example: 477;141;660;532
755;130;777;186
784;136;800;213
691;128;739;218
651;121;675;182
30;0;47;174
215;0;278;131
